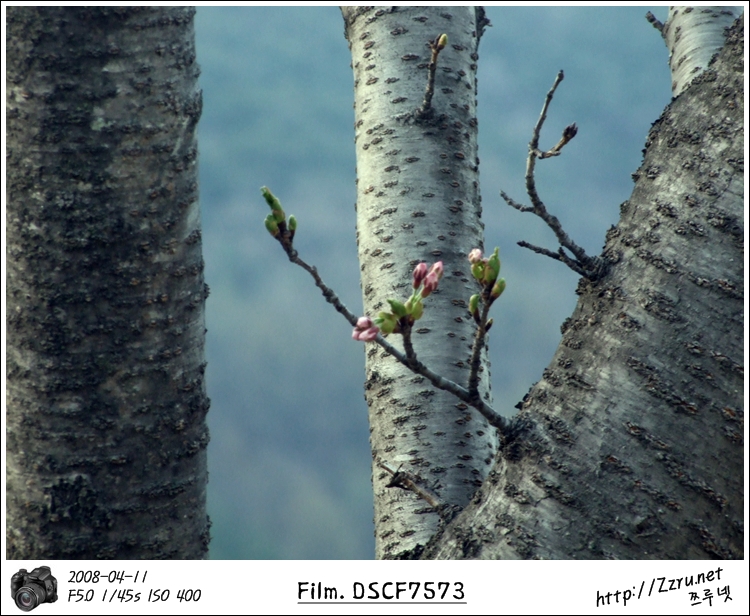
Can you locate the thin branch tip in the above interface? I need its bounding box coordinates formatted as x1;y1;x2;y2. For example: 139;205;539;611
378;462;444;511
417;33;449;117
502;73;605;281
645;12;664;34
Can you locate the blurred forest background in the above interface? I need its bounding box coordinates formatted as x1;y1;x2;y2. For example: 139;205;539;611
195;6;672;559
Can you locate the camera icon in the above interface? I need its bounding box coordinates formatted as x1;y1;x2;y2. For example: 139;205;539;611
10;567;58;612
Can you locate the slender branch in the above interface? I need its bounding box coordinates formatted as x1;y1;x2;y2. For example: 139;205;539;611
378;325;508;432
529;69;564;153
524;74;586;262
467;289;492;399
645;11;664;35
401;322;418;367
377;462;444;511
417;33;447;118
517;241;589;278
535;123;579;159
500;190;533;213
500;71;606;281
278;237;360;328
274;234;509;432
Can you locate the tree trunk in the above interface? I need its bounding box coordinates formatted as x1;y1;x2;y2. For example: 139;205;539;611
342;6;497;559
662;6;741;96
6;6;211;559
342;7;742;559
423;14;744;560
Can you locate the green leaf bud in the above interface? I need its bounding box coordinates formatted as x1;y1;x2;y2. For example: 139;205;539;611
469;293;480;324
288;215;297;232
437;33;448;50
491;278;506;300
261;186;282;211
387;298;408;318
484;247;501;284
264;213;279;237
471;261;485;282
375;312;398;334
261;186;285;222
469;294;480;314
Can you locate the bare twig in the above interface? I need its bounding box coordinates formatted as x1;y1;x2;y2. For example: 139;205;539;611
500;71;606;281
529;69;565;153
391;312;506;431
535;123;579;159
382;324;506;430
501;191;533;213
467;289;492;400
645;11;664;34
417;34;448;118
400;323;418;368
377;462;444;511
277;237;361;328
517;241;589;278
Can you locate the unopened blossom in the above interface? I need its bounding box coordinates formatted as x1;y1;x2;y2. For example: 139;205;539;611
429;261;444;280
468;248;483;264
352;317;379;341
412;262;428;289
420;262;443;298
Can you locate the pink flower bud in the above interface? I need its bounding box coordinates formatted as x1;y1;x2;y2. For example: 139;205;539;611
412;262;428;288
353;316;380;342
468;249;483;264
356;316;374;330
428;261;444;280
421;273;439;298
360;326;379;341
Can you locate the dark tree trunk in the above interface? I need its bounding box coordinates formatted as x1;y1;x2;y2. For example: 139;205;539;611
6;6;211;559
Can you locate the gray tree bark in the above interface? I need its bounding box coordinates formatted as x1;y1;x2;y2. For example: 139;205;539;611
661;6;741;96
6;6;211;559
424;14;744;560
344;7;743;559
342;6;498;559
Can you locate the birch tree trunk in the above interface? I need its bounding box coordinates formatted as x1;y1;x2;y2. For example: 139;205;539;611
661;6;741;96
423;12;744;560
342;6;497;558
6;6;211;559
